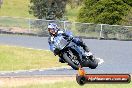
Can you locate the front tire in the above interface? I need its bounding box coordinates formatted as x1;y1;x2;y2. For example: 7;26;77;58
63;51;79;70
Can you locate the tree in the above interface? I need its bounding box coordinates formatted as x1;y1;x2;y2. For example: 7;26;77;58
122;0;132;7
67;0;83;8
78;0;132;25
29;0;67;20
0;0;3;8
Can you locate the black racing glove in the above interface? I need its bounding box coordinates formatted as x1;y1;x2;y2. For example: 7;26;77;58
62;33;69;37
54;48;60;55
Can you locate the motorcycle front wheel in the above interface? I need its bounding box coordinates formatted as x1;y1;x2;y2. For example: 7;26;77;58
63;50;80;70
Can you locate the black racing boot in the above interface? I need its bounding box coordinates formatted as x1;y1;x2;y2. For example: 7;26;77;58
82;45;90;52
73;38;90;52
79;42;90;52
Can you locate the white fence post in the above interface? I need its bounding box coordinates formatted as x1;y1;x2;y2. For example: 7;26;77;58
64;21;66;31
63;21;69;31
100;24;103;39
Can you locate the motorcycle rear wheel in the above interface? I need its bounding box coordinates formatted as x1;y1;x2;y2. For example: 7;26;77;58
88;57;98;69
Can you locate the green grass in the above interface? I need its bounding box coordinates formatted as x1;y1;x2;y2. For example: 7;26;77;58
0;0;34;28
0;0;80;21
0;45;66;71
0;0;81;30
10;81;132;88
0;0;34;18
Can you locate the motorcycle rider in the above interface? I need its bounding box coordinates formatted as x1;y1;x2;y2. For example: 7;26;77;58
48;23;89;63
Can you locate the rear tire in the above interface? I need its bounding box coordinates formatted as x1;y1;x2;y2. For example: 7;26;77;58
88;58;98;69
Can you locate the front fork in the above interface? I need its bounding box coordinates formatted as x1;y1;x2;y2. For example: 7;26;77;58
69;46;86;63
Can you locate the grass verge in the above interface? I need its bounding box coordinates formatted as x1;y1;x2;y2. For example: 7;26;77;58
0;0;80;21
1;77;131;88
19;81;132;88
0;0;34;18
0;45;66;71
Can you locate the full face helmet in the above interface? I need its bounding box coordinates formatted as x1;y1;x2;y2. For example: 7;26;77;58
48;23;59;36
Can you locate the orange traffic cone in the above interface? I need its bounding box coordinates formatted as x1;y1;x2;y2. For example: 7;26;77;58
78;66;86;76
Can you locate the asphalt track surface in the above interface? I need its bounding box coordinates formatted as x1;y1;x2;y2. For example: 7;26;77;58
0;35;132;76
